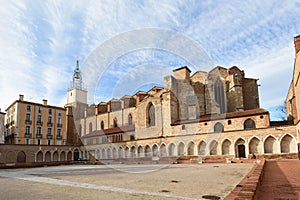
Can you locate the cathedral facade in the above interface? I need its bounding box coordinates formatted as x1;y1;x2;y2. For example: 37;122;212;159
72;53;298;161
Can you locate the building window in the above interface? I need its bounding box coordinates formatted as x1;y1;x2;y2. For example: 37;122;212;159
57;129;62;136
25;126;30;134
89;122;93;133
48;108;52;115
38;107;42;113
79;124;82;136
147;103;155;127
244;119;256;130
113;117;118;128
228;120;232;125
47;128;52;135
26;105;31;112
37;115;42;124
58;118;62;124
37;139;41;145
48;140;51;145
48;116;52;126
128;114;133;125
58;111;62;116
214;122;224;133
101;121;104;129
26;139;29;145
37;127;42;135
182;125;186;130
26;113;31;122
214;78;226;114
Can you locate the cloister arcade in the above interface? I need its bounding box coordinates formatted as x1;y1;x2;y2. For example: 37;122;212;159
93;133;298;160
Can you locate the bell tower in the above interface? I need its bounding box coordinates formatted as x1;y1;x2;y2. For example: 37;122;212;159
66;60;87;106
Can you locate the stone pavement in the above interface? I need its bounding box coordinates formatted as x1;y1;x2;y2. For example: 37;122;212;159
0;163;254;200
258;160;300;199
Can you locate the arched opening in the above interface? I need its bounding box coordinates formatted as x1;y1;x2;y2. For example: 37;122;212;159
145;145;151;157
53;151;59;161
67;151;72;161
113;117;118;127
214;122;224;133
107;148;112;159
125;147;130;158
137;146;143;157
198;141;206;155
45;151;51;162
222;139;231;155
244;118;256;130
112;148;118;159
235;138;246;158
118;147;124;158
147;103;155;127
280;134;295;153
89;122;92;133
128;114;133;125
152;144;159;157
17;151;26;163
36;151;43;162
187;142;195;155
264;136;276;154
160;143;167;157
101;149;106;159
60;151;65;161
168;143;176;156
214;78;226;114
249;137;261;154
131;146;136;158
177;142;185;156
209;140;218;155
101;120;104;129
74;149;80;161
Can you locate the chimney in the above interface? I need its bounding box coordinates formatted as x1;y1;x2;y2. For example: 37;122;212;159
19;94;24;101
42;99;48;105
294;35;300;54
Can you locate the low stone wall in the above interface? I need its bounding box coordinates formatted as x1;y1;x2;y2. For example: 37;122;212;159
225;159;266;200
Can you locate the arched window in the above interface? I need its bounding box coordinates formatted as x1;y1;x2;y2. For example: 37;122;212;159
147;103;155;127
128;114;133;125
214;122;224;133
214;78;226;114
101;120;104;129
244;119;256;130
89;122;92;133
113;117;118;127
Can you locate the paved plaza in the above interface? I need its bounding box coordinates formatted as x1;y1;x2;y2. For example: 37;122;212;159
0;163;254;200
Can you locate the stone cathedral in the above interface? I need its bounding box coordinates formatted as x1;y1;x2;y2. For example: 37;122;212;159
68;41;299;162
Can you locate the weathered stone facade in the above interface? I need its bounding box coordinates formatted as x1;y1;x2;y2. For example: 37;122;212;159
79;63;298;161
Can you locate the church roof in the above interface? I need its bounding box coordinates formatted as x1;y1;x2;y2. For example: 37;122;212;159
171;108;269;125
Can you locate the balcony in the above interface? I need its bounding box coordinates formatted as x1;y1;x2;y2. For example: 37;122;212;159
47;122;53;127
36;121;43;126
56;134;62;140
25;133;32;138
47;134;53;139
57;123;63;127
36;134;42;139
25;120;32;125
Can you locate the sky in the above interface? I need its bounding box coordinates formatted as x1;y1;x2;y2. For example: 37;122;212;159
1;0;300;120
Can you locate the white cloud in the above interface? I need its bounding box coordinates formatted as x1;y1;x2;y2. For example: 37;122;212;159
0;0;300;121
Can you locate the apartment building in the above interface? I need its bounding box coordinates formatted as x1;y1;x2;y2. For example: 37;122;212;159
5;95;67;145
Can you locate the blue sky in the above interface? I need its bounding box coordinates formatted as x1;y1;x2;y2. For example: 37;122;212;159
1;1;300;120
